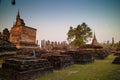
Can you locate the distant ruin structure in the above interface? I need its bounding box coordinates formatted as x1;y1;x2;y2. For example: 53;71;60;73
3;28;10;41
41;40;68;50
79;32;109;59
0;28;10;41
10;11;38;49
92;32;98;46
0;28;16;52
112;37;115;47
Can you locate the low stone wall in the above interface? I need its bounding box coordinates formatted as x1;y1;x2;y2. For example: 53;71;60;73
0;56;53;80
0;52;16;59
16;49;48;56
41;53;74;69
114;51;120;56
61;51;94;64
0;40;17;52
93;50;109;59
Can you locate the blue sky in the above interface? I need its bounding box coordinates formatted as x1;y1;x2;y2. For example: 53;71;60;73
0;0;120;44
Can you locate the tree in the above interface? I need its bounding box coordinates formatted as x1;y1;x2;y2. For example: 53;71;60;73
67;22;92;47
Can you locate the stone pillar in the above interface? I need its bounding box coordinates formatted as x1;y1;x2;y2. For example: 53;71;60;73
55;41;57;47
41;40;45;49
112;37;114;47
46;40;50;50
107;40;109;45
58;42;60;47
36;40;38;44
51;41;54;49
41;40;43;48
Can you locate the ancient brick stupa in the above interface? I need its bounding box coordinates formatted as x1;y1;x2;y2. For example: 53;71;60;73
79;32;109;59
92;32;98;46
10;11;38;49
80;32;102;49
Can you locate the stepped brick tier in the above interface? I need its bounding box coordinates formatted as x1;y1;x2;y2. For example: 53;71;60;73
0;40;16;59
72;32;109;61
0;56;53;80
114;51;120;56
80;49;109;59
93;50;109;59
112;56;120;64
16;48;49;58
41;53;74;69
0;52;16;59
79;44;109;59
61;51;94;64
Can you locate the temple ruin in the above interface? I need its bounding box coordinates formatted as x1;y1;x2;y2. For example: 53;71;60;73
9;11;38;49
41;40;69;51
0;28;16;52
79;32;109;59
92;32;98;46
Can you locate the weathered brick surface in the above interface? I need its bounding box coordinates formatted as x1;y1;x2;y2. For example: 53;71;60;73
41;53;74;69
0;56;53;80
9;11;38;49
61;51;94;64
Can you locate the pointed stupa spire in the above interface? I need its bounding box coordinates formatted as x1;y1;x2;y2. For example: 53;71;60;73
92;32;98;45
15;10;25;26
93;32;96;40
16;10;20;20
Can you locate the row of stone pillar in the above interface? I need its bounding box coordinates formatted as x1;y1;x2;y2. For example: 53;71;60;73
41;40;68;50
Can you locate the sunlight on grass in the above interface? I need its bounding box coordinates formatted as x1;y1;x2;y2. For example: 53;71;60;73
0;59;3;65
35;55;120;80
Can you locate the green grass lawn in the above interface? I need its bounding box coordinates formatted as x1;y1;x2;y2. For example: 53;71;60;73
35;55;120;80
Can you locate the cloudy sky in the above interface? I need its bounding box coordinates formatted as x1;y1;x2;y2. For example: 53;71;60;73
0;0;120;44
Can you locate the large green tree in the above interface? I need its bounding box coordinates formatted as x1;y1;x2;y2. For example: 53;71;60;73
67;22;92;47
